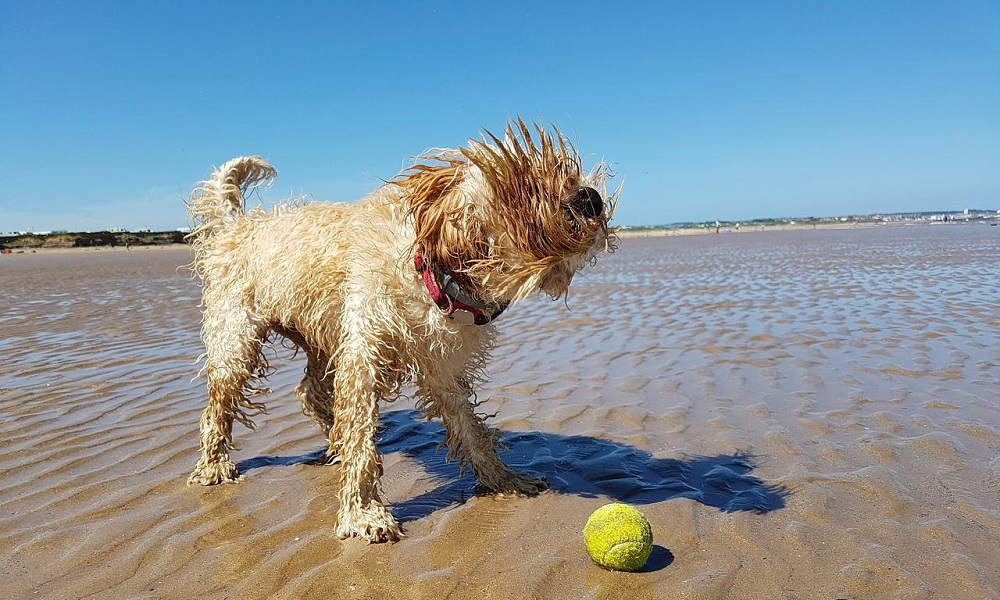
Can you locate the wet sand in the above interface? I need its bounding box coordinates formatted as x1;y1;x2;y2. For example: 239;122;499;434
1;225;998;599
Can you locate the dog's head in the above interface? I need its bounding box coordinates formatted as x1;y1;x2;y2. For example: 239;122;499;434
397;119;618;304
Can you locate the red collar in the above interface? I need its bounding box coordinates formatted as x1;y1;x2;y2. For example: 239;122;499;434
414;254;507;326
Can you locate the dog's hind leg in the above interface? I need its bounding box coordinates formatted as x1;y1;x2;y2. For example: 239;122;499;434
297;349;340;464
188;310;269;486
276;326;338;441
424;377;547;497
297;349;336;435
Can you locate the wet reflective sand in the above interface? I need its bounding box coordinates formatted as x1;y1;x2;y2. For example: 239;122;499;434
1;226;998;599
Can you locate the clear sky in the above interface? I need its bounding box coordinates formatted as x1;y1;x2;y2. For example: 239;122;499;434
2;1;998;232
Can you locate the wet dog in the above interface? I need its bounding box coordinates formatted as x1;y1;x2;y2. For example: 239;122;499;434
185;119;617;542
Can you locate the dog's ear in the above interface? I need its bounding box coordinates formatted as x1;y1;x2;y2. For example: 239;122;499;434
396;156;488;278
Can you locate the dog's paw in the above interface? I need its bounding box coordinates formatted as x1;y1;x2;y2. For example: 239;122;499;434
480;469;548;498
336;502;403;543
187;460;241;485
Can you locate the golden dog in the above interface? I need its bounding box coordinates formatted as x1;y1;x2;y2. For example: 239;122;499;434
185;119;617;542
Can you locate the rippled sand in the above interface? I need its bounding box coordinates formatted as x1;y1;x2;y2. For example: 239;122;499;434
2;226;998;599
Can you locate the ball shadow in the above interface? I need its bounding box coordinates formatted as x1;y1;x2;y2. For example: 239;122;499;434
641;545;675;572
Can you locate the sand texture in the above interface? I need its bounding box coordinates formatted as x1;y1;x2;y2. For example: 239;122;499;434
1;225;998;599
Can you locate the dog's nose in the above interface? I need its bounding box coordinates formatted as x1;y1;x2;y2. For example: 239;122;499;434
571;187;603;220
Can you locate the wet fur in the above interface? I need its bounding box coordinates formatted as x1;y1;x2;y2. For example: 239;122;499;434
185;119;617;542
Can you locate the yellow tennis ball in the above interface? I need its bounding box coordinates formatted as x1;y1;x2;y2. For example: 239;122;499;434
583;503;653;571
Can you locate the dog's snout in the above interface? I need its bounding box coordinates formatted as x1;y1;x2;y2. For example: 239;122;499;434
571;187;603;220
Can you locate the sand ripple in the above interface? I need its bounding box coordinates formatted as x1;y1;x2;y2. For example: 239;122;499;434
1;226;999;599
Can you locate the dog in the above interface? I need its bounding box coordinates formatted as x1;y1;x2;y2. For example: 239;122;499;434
185;119;617;542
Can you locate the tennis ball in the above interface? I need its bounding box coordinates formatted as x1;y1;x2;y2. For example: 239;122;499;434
583;503;653;571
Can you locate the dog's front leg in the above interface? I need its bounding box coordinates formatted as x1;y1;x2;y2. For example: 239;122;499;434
330;330;402;543
430;378;547;497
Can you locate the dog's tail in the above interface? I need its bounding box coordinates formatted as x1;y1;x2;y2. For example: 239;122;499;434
186;156;276;241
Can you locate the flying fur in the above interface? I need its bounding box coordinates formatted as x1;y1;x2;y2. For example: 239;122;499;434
184;119;617;543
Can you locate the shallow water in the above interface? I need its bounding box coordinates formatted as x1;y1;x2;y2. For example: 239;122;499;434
1;226;998;599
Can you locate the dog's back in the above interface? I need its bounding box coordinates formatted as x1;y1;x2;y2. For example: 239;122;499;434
185;158;419;348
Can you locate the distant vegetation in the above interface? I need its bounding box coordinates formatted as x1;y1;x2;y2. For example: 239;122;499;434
0;230;187;250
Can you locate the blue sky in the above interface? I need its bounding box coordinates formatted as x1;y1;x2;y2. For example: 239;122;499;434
1;1;997;231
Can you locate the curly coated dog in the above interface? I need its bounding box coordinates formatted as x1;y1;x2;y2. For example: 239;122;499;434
185;119;617;542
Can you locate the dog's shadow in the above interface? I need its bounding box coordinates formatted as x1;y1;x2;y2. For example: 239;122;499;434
239;408;790;523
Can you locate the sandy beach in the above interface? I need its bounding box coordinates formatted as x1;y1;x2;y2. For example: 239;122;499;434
1;224;998;599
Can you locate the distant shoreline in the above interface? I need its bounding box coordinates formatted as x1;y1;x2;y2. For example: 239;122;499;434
0;230;188;253
0;243;192;256
617;216;998;238
3;214;996;253
617;220;882;237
